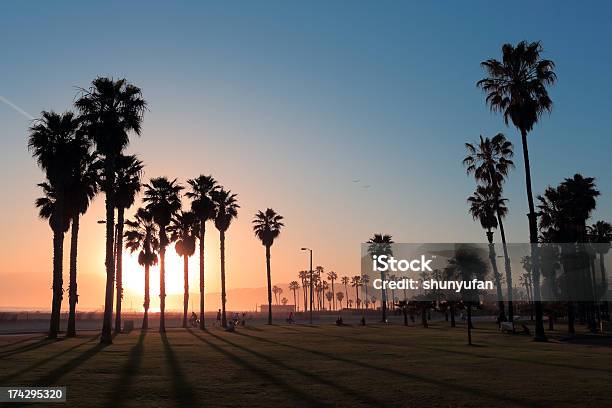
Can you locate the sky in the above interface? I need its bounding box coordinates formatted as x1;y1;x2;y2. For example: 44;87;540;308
1;1;611;311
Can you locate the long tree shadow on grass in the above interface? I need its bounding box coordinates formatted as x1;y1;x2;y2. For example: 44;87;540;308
205;329;385;406
186;329;327;407
34;342;109;386
161;331;197;407
0;337;57;358
234;331;542;408
0;335;46;350
0;335;98;383
425;346;612;374
104;331;146;408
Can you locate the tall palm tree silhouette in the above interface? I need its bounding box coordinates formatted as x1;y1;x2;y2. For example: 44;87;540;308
341;276;350;309
65;150;98;337
289;281;300;311
464;133;514;322
478;41;556;341
538;174;600;332
124;208;159;330
212;188;239;327
327;271;338;310
253;208;284;325
143;177;183;332
468;185;508;322
336;291;344;309
75;77;146;344
351;276;361;309
367;234;393;321
113;154;143;334
589;221;611;288
28;111;86;339
169;210;198;328
361;275;370;310
186;175;219;329
298;271;308;311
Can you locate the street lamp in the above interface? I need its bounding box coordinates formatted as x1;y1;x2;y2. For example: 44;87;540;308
301;247;313;324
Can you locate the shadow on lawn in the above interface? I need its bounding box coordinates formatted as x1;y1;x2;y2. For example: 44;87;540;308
205;329;384;406
34;342;109;386
0;337;56;358
186;329;327;407
425;346;612;374
160;332;197;407
0;335;98;383
104;331;147;408
235;330;543;408
0;335;46;350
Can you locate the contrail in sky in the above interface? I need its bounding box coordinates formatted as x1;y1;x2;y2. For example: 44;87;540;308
0;95;35;120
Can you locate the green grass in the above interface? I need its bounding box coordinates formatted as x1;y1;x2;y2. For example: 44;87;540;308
1;323;611;407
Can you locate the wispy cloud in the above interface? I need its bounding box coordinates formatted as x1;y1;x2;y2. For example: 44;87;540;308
0;95;34;120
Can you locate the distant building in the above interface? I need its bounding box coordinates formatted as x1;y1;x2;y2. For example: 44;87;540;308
259;304;295;314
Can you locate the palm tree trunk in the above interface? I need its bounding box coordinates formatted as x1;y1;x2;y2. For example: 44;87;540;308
101;174;116;344
142;264;150;330
266;245;272;325
114;207;125;334
421;305;428;328
486;231;506;323
292;290;297;312
199;220;206;329
331;279;335;310
159;244;166;333
49;189;65;340
67;214;80;337
520;128;546;341
183;254;189;328
467;304;473;345
380;271;387;322
497;216;514;323
220;230;227;327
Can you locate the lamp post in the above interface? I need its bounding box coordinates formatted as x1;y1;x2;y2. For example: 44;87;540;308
301;247;313;324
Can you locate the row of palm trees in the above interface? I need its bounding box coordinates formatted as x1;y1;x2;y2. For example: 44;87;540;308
465;41;611;340
28;76;290;342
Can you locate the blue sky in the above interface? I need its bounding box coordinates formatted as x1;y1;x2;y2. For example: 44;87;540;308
1;1;611;300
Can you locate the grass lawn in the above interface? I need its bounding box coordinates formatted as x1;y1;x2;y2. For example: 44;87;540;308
1;322;611;407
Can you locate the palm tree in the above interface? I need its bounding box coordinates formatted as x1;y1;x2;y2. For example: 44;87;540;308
336;291;344;309
186;175;219;329
212;188;239;327
464;133;514;322
341;276;350;308
367;234;394;321
169;211;198;328
538;174;600;332
299;271;309;311
478;41;556;341
124;208;159;330
468;185;507;322
253;208;285;324
281;297;288;306
273;285;282;305
65;150;98;337
589;221;612;287
351;276;361;309
113;154;143;334
143;177;183;332
28;111;86;339
289;281;300;311
361;275;370;309
327;271;338;310
321;281;329;310
325;291;334;307
75;77;146;344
